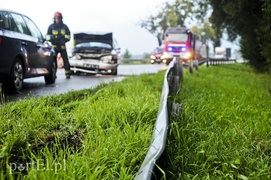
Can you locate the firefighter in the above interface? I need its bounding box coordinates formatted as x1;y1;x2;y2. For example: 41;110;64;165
46;11;72;78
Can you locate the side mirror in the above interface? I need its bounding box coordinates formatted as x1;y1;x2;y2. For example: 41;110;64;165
43;40;53;49
115;47;121;53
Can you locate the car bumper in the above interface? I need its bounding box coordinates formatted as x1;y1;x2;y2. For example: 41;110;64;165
69;59;119;74
151;58;163;62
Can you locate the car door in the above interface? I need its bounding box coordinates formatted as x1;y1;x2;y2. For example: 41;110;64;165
10;12;37;68
10;12;48;75
22;15;49;69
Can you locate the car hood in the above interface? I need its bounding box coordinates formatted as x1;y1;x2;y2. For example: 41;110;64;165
73;32;113;47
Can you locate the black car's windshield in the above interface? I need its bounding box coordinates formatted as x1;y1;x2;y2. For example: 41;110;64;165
75;42;112;49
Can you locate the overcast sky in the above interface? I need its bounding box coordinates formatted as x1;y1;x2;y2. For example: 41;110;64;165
1;0;169;55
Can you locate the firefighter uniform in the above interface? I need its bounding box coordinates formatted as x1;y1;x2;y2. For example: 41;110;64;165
46;12;71;78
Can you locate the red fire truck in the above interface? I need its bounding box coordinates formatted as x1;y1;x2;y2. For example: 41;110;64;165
162;27;207;73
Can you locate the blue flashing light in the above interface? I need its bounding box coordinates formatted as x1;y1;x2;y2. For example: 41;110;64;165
168;47;173;51
181;47;186;52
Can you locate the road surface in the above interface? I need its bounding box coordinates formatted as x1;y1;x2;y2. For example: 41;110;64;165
2;64;168;102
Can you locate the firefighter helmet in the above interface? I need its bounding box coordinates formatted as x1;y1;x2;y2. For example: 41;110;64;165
54;11;63;20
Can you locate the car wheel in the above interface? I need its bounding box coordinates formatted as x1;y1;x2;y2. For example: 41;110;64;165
112;69;118;75
45;60;57;84
6;58;24;92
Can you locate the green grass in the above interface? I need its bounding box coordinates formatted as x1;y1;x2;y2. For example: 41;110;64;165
0;73;164;179
163;63;271;179
1;63;271;179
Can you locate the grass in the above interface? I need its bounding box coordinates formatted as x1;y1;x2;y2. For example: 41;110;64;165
163;63;271;179
1;63;271;179
0;73;164;179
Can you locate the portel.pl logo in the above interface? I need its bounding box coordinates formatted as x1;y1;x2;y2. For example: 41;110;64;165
9;159;66;174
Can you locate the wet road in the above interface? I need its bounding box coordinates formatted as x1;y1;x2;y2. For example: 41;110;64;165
3;64;168;102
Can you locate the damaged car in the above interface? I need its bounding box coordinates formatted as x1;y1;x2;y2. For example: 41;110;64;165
69;32;121;75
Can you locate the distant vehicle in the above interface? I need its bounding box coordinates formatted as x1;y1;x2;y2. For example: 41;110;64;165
162;27;207;73
150;46;166;64
69;32;121;75
0;8;57;92
214;47;226;59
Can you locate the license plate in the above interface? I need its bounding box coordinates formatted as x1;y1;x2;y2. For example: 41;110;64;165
83;63;99;68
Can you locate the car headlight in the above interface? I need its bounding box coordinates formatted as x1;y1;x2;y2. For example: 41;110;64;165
105;50;119;63
101;55;114;63
181;52;192;59
43;51;51;56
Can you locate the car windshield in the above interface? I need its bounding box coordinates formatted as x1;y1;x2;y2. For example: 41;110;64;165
166;33;188;42
75;42;112;49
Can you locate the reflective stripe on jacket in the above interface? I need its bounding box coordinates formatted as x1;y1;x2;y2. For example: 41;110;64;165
46;22;70;46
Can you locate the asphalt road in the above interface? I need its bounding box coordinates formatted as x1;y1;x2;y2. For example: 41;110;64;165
2;64;168;102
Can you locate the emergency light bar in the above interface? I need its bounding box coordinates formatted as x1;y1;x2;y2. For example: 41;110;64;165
167;44;186;52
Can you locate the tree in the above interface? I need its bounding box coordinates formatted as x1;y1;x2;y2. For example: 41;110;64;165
139;0;271;71
122;49;132;59
191;21;217;52
143;52;151;59
139;0;195;47
206;0;269;72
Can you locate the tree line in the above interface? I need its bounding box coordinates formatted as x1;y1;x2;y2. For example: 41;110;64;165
139;0;271;72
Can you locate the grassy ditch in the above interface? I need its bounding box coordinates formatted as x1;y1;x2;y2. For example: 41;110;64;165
0;73;164;179
163;63;271;179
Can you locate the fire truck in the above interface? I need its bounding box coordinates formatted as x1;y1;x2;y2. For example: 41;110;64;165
162;27;207;73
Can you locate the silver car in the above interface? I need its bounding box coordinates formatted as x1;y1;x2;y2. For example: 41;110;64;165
69;32;121;75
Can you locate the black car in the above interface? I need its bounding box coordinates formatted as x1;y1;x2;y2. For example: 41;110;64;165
0;8;57;92
69;32;121;75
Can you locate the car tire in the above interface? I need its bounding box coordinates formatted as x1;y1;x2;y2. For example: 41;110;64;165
45;60;57;84
6;58;24;92
112;69;118;75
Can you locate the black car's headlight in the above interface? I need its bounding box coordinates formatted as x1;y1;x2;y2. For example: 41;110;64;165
43;51;51;56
